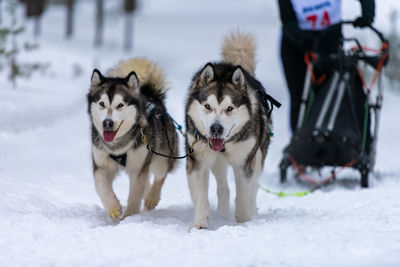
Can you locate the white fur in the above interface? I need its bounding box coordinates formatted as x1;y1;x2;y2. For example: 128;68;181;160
186;137;216;229
110;94;138;138
187;95;255;227
126;72;139;89
187;132;262;229
234;148;262;221
187;31;264;229
90;58;174;220
232;68;245;88
199;64;214;85
122;146;150;217
91;70;102;86
93;121;172;219
92;146;121;219
211;157;230;214
221;31;256;76
187;95;250;141
107;57;168;96
92;138;174;219
90;93;138;147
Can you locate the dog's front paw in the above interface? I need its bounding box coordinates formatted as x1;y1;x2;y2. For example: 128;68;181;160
144;191;160;211
235;213;251;223
191;216;209;230
107;202;122;219
217;204;230;215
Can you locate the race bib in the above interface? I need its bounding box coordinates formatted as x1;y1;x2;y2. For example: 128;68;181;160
291;0;342;31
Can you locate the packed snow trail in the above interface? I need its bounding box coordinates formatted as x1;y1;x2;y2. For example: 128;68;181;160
0;1;400;266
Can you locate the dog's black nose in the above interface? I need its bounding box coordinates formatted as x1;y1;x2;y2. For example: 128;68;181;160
103;119;114;130
210;123;224;136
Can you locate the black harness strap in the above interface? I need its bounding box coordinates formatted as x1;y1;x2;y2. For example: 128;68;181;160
145;102;156;117
109;153;127;167
257;89;282;119
265;94;282;118
144;145;192;159
266;94;282;109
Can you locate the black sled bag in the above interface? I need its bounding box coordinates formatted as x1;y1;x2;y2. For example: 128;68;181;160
286;66;369;167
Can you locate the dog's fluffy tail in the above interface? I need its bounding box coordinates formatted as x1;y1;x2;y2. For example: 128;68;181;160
107;57;168;101
221;31;256;76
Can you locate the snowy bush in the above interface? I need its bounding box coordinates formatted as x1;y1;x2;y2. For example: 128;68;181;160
0;0;47;88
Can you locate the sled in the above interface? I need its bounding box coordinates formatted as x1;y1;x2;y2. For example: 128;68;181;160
279;21;389;188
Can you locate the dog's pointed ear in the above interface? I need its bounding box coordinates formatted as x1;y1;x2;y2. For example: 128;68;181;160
91;69;103;87
232;67;246;89
125;71;139;90
197;63;214;86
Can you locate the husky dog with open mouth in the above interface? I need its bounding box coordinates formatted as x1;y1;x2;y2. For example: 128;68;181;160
185;32;276;229
88;58;178;219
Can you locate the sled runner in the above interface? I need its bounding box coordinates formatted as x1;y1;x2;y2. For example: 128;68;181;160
279;21;389;188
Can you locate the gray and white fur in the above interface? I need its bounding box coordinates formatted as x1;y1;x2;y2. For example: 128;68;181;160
185;32;272;229
87;58;178;220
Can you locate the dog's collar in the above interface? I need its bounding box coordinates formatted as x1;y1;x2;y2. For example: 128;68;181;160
191;130;207;142
109;153;127;167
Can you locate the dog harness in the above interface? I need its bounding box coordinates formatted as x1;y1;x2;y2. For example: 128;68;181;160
109;153;127;167
145;102;156;116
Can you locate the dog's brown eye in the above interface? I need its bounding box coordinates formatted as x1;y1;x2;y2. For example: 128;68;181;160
204;104;211;110
226;106;234;112
117;103;124;109
99;101;105;107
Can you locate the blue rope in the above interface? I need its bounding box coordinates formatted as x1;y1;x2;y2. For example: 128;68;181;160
167;112;187;137
167;113;183;130
267;125;274;137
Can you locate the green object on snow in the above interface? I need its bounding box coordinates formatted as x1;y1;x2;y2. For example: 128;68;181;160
259;184;311;198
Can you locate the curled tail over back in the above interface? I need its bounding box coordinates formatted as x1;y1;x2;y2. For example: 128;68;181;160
221;31;256;76
107;57;168;101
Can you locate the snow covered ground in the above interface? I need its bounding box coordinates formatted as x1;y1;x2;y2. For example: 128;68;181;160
1;1;400;266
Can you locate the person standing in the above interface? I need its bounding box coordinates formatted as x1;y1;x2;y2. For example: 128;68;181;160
278;0;375;133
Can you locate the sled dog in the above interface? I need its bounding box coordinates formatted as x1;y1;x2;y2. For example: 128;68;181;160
185;32;274;229
88;58;178;219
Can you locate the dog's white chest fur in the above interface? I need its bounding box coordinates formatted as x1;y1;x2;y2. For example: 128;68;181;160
188;134;256;167
223;137;256;166
125;146;148;174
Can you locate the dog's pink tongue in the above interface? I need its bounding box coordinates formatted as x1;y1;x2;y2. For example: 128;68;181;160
103;131;116;142
209;138;224;152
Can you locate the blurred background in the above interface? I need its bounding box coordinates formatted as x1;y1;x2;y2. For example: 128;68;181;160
0;0;399;90
0;0;399;129
1;1;400;266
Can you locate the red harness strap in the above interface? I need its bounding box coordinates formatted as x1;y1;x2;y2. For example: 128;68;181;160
355;42;389;94
304;52;327;85
289;156;358;189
